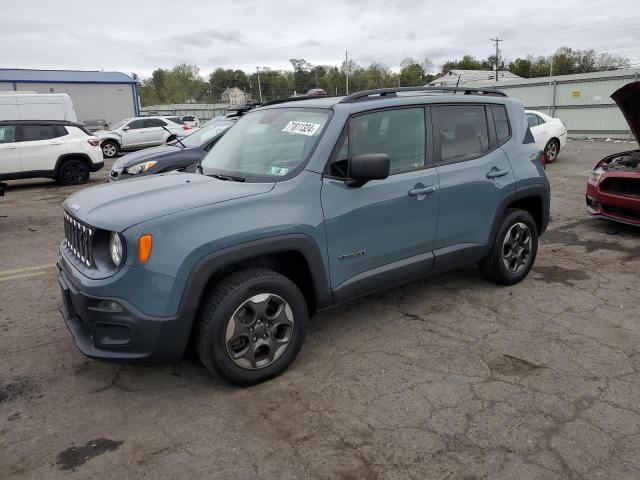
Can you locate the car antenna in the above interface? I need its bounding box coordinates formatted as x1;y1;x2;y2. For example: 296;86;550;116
148;118;187;149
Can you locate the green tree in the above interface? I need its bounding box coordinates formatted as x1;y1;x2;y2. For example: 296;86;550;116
399;58;425;86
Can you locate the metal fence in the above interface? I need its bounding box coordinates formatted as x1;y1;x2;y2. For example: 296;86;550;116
140;103;229;122
467;68;640;139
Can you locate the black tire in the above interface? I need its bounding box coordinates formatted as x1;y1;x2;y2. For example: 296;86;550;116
544;138;560;164
196;268;308;386
479;208;538;285
57;159;90;186
101;140;119;158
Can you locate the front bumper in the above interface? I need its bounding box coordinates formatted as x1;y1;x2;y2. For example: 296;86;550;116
58;260;193;364
586;179;640;226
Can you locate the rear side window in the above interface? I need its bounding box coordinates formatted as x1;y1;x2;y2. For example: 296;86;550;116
491;105;511;145
433;105;489;164
20;125;63;141
526;113;545;128
166;117;184;125
182;116;196;121
0;125;16;143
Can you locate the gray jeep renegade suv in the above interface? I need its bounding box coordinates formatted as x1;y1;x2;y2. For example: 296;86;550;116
58;87;549;385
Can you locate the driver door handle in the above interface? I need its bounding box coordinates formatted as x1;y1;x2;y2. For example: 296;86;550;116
408;185;436;196
486;168;509;179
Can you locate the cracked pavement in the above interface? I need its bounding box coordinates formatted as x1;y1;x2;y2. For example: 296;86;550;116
1;140;639;479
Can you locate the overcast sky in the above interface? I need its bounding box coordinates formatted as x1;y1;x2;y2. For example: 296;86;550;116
2;0;639;78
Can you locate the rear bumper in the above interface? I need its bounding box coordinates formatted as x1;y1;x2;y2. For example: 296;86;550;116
90;161;104;173
586;179;640;226
57;259;193;364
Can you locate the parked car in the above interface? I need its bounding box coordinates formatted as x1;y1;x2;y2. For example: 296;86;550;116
0;120;103;185
526;110;567;163
586;81;640;226
83;119;110;133
96;116;187;159
58;87;549;385
109;118;233;181
306;88;327;96
181;115;200;128
0;92;77;122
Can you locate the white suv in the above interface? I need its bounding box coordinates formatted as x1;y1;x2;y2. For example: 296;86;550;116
96;116;187;158
0;120;104;185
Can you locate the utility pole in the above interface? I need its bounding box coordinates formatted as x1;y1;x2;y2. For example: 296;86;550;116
490;36;503;81
345;50;349;94
256;66;263;103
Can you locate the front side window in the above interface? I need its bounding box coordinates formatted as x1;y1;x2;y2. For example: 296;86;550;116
349;108;426;175
126;120;147;130
434;105;490;164
201;108;330;181
0;125;16;143
182;120;234;147
21;125;59;141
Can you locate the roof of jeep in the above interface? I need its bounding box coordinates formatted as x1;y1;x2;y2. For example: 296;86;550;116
258;87;512;113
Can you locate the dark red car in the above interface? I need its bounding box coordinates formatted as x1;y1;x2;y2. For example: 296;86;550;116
586;82;640;226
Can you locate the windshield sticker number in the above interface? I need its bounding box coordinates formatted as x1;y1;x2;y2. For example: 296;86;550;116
282;121;321;136
267;166;290;176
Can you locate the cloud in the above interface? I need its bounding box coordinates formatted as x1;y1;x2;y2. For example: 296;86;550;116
171;29;248;47
300;39;321;47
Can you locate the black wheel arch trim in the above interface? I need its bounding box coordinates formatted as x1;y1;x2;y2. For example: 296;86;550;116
488;184;550;245
178;234;332;323
55;154;98;175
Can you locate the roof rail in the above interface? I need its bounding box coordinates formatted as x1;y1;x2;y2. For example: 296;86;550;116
260;94;328;107
339;86;507;103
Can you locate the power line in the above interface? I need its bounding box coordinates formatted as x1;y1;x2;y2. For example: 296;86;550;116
490;36;503;81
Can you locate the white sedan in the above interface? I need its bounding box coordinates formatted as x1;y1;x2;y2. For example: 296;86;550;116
526;110;567;164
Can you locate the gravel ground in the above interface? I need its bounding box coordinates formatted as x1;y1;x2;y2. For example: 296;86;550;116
1;140;639;479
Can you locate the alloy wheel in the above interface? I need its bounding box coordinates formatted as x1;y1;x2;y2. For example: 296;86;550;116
545;141;558;162
501;222;532;274
225;293;295;369
62;163;88;185
102;143;117;157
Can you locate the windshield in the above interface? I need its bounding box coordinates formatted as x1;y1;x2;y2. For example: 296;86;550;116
181;119;235;147
201;108;330;180
110;119;128;130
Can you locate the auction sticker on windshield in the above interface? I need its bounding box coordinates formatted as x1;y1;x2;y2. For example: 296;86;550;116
282;121;320;136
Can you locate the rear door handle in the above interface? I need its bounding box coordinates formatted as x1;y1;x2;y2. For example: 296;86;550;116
408;185;436;196
486;168;509;179
1;146;17;150
49;142;63;145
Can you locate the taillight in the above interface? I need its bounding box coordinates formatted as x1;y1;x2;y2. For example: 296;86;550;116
182;125;190;130
540;152;546;169
87;138;99;146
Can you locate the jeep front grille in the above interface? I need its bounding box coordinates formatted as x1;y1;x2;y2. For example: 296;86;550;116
63;212;94;267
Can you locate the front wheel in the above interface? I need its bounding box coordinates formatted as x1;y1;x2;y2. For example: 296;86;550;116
195;268;308;386
544;139;560;164
479;208;538;285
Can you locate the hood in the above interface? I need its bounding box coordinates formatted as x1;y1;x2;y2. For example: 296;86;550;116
64;173;275;232
95;129;118;137
113;144;183;169
611;81;640;145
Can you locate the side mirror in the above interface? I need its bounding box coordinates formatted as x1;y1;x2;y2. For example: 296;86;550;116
122;126;130;131
347;153;390;186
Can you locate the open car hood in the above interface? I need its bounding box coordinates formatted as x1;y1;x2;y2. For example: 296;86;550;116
611;81;640;146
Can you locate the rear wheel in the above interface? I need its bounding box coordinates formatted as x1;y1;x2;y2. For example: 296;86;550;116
479;208;538;285
57;159;89;186
544;139;560;164
101;140;119;158
196;268;308;386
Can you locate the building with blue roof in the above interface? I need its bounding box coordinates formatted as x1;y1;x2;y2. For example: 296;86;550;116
0;69;140;126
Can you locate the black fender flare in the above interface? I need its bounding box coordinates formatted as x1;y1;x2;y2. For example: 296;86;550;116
488;183;550;245
54;153;93;175
176;233;333;332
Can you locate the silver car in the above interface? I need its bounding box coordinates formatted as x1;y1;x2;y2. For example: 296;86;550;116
96;116;186;158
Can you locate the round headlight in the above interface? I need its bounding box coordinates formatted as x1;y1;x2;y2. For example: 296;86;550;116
109;232;124;266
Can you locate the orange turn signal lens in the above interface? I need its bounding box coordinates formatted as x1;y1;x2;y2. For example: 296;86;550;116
138;234;153;262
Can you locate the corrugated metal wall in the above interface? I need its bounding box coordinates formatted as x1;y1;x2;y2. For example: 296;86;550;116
468;70;640;139
0;81;136;125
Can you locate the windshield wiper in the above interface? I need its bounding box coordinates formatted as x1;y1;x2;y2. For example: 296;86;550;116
210;173;246;182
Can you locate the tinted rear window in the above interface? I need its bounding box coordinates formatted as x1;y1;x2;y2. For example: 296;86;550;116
491;105;511;145
166;117;184;125
21;124;63;141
